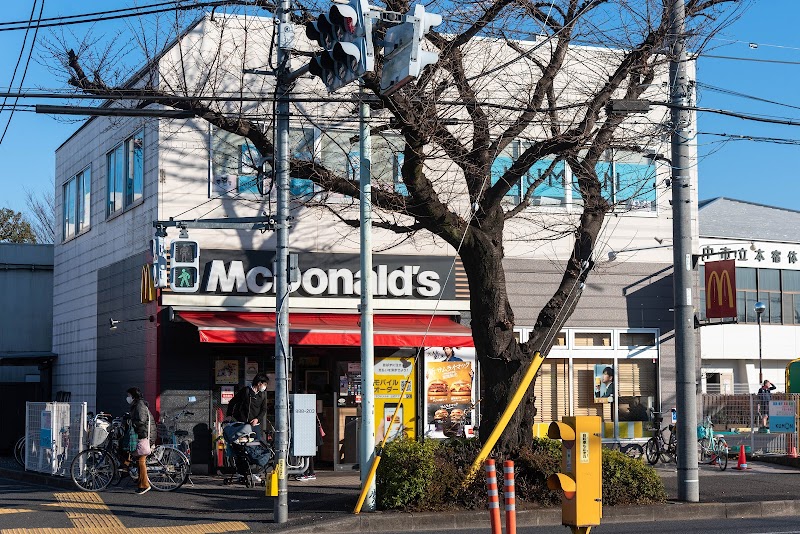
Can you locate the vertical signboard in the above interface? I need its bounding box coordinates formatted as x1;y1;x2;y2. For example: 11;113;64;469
424;347;477;439
704;260;737;319
373;357;415;444
769;400;797;433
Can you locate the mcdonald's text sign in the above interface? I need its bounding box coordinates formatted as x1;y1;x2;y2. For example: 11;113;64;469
705;260;737;319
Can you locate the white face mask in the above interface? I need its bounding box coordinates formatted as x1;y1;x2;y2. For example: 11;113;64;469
258;384;267;393
126;395;133;405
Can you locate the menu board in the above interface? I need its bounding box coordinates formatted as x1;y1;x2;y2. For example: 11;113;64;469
423;347;476;439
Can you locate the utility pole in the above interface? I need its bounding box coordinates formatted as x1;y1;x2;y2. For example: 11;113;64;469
669;0;699;503
273;0;293;523
358;84;376;511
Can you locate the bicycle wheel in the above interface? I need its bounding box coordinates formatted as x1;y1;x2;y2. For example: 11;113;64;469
697;438;711;463
645;437;660;465
715;439;728;471
148;446;189;491
662;432;677;463
71;449;115;491
13;436;25;468
621;443;644;460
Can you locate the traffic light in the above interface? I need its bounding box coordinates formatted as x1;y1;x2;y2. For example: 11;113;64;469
546;416;602;530
170;239;200;293
306;0;374;93
380;4;442;95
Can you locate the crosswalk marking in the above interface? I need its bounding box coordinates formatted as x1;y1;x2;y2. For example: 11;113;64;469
0;492;249;533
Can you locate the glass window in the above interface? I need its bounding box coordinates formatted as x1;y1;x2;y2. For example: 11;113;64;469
617;361;657;422
533;359;569;423
736;267;757;323
574;332;611;347
553;331;567;346
595;150;657;212
107;129;143;215
758;269;782;324
782;270;800;325
63;167;90;241
619;332;656;347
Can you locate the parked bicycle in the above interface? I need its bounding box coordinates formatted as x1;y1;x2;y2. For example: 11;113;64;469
70;412;190;492
697;415;728;470
13;435;25;468
645;411;677;465
157;397;196;460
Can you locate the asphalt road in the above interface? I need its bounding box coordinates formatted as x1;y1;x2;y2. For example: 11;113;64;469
387;517;800;534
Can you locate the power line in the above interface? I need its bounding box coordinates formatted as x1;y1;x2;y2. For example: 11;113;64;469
0;0;45;145
0;0;190;27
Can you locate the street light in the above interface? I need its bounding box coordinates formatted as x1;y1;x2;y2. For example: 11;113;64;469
755;301;766;385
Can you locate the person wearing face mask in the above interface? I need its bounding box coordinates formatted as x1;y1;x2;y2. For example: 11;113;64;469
126;387;154;495
226;373;270;441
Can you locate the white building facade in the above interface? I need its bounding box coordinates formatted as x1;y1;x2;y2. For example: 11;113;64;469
53;14;696;468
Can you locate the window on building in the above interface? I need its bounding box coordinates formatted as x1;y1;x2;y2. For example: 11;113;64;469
553;331;567;346
782;270;800;325
63;167;91;240
574;332;611;347
619;332;656;347
736;267;757;323
533;359;569;423
107;130;143;215
758;269;782;324
596;150;657;212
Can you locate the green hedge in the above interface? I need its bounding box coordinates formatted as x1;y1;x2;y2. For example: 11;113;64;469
375;438;666;511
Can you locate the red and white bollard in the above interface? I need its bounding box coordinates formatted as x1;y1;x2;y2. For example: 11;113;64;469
485;459;502;534
503;460;516;534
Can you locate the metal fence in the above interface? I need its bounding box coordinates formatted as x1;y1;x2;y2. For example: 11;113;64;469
701;393;800;456
24;402;87;476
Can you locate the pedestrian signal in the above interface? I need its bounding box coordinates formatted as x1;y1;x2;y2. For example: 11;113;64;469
170;239;200;292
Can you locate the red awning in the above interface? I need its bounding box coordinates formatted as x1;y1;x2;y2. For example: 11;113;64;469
176;311;474;348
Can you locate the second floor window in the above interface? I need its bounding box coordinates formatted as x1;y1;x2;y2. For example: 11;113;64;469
107;129;144;215
63;167;91;240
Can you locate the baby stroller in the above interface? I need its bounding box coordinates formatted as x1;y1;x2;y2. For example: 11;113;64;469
222;422;274;487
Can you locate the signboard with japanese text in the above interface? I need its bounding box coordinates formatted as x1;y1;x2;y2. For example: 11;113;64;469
704;260;737;319
769;400;796;433
424;347;477;439
373;357;415;444
220;386;235;405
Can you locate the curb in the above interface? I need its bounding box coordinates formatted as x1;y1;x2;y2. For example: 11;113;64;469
277;499;800;533
0;466;76;491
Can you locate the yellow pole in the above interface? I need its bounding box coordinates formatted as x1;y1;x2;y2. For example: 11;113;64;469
463;351;545;487
353;359;416;514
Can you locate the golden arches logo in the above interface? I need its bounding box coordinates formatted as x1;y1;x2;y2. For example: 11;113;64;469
706;269;734;309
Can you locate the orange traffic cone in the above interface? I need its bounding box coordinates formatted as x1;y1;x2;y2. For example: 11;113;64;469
734;444;750;470
788;435;798;458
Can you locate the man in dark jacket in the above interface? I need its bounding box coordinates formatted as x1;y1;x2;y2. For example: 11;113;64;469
758;379;777;430
226;373;269;439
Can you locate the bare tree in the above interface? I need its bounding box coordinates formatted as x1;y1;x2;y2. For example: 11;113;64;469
25;179;56;244
55;0;745;450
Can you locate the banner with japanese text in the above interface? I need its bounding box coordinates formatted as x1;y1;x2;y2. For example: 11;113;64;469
373;356;415;445
424;347;477;439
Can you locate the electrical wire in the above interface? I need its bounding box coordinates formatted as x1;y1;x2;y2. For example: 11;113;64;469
0;0;45;145
0;0;39;144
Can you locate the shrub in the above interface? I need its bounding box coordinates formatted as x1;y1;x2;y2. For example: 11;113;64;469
602;448;667;505
514;438;563;506
430;438;485;509
376;437;439;510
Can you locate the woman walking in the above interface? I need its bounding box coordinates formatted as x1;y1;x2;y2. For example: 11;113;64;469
127;387;153;495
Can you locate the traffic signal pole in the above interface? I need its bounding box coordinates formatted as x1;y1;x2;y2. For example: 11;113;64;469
669;0;699;502
274;0;293;523
358;83;377;511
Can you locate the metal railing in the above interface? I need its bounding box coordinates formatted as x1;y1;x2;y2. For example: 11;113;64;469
701;393;799;456
24;402;87;476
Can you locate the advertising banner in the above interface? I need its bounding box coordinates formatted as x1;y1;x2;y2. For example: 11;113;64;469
215;360;239;385
593;364;614;403
373;357;415;444
704;260;737;319
769;400;797;433
424;347;476;439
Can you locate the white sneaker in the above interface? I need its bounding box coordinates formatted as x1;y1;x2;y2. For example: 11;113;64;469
250;474;262;484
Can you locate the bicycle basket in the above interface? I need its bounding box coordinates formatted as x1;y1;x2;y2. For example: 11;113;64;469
697;425;707;440
90;420;111;448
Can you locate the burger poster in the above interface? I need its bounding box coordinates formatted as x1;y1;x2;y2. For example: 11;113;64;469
424;347;476;439
373;356;416;445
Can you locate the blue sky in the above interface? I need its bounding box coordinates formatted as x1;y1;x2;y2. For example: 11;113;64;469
0;0;797;219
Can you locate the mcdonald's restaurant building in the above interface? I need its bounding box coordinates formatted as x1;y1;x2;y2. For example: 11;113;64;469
50;13;689;472
697;198;800;394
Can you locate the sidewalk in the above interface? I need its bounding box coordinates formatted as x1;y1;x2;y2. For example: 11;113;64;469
2;456;800;532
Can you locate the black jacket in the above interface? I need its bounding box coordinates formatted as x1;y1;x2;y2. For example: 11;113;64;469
130;398;153;439
226;386;268;424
